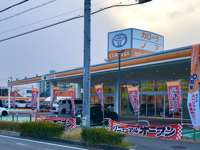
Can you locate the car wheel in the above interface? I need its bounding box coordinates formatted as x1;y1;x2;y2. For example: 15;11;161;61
2;111;8;116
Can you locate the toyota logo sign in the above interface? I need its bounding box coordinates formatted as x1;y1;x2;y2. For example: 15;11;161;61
112;33;127;48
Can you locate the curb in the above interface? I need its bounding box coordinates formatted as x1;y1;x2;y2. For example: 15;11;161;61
0;130;130;150
0;130;20;137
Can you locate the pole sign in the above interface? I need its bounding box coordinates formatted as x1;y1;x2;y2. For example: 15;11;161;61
108;28;164;60
167;81;182;113
32;88;39;108
127;85;140;113
109;120;182;140
95;84;104;111
187;44;200;129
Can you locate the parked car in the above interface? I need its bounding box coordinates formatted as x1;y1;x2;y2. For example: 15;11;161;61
15;100;27;108
0;107;8;116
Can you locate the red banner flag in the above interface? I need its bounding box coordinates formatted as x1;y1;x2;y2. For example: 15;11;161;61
109;120;182;140
167;81;182;113
68;88;76;116
127;85;140;113
32;88;39;108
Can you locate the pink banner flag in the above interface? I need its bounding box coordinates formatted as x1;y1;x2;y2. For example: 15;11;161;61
127;85;140;113
95;84;104;111
167;81;182;113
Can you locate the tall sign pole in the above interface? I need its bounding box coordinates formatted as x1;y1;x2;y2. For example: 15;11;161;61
83;0;91;127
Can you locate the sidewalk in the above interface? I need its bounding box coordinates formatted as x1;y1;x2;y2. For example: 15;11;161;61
125;136;200;150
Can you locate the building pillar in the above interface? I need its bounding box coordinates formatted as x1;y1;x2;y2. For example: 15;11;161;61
50;82;55;107
37;83;40;111
8;86;11;109
114;80;120;115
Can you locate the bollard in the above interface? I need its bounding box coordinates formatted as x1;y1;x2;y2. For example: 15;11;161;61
193;129;196;141
30;114;32;122
16;113;18;122
12;114;14;121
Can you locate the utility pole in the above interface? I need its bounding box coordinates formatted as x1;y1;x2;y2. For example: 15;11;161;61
82;0;91;128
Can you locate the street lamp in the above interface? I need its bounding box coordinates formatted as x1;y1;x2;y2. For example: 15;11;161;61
83;0;152;128
117;50;125;116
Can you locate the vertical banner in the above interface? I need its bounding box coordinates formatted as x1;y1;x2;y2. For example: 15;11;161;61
32;88;39;108
187;45;200;129
95;84;104;111
127;85;140;113
167;81;182;113
68;88;76;116
51;86;59;108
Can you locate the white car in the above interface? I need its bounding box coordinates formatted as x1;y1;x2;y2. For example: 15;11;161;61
0;107;8;116
15;101;27;108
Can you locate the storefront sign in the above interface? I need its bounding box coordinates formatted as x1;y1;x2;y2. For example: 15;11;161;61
127;85;140;113
32;88;39;108
187;44;200;129
107;28;164;60
109;120;182;140
95;84;104;111
167;81;182;113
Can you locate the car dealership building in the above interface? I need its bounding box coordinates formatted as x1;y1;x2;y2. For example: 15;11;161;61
8;28;199;123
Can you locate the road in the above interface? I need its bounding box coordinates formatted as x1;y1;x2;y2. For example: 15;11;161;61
126;136;200;150
0;135;88;150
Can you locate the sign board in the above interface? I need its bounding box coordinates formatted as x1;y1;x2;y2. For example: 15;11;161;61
107;28;164;60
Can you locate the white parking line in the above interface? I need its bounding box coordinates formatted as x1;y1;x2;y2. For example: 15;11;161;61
0;135;88;150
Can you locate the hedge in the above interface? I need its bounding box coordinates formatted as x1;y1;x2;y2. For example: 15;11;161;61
0;121;21;132
81;128;125;145
19;121;64;138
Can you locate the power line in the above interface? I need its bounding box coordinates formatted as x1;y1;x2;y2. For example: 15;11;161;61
0;0;57;23
0;0;29;13
0;0;117;35
0;0;128;36
0;8;82;35
0;2;138;43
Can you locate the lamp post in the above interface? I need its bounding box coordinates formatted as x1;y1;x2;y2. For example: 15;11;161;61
82;0;152;128
117;50;125;116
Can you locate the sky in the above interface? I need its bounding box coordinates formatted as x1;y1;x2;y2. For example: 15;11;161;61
0;0;200;86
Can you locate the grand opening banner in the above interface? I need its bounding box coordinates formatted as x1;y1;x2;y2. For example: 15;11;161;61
109;120;182;140
187;45;200;129
167;81;182;113
127;85;140;113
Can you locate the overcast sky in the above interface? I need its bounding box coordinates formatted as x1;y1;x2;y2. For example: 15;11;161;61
0;0;199;85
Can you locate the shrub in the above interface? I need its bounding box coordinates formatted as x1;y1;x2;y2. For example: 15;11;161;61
0;121;21;132
81;128;125;145
20;121;64;138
